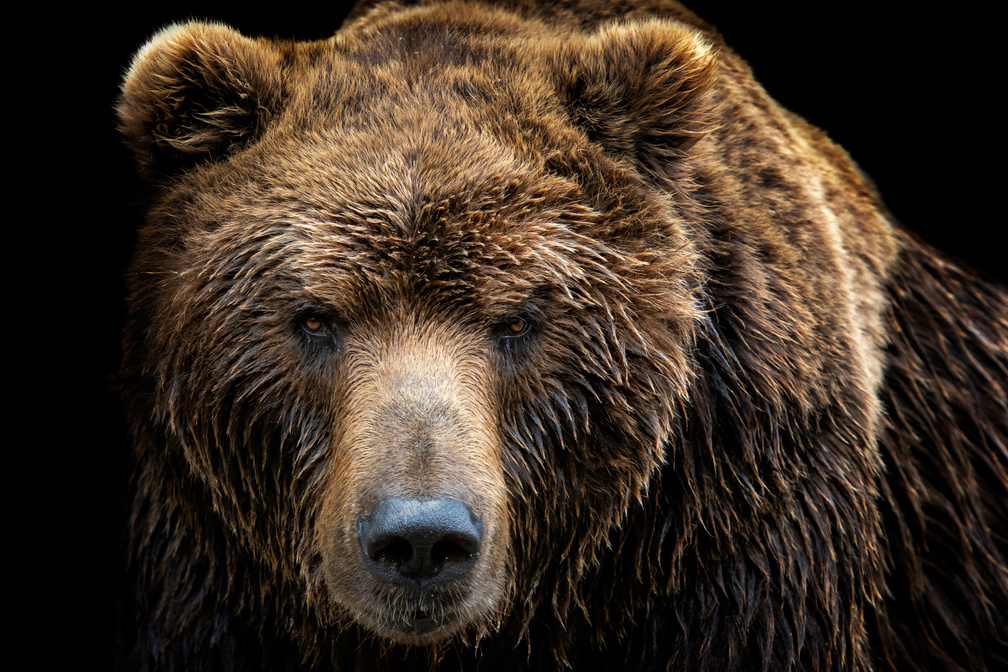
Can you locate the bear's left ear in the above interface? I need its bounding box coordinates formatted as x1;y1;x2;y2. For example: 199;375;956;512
118;22;286;180
552;20;718;176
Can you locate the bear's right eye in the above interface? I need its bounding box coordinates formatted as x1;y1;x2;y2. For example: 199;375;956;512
301;315;326;335
296;313;340;349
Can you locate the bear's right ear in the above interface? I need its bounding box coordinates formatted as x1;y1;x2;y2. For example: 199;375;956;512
118;22;285;180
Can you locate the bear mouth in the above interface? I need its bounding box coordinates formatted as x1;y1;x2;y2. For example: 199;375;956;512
394;609;452;634
368;606;460;641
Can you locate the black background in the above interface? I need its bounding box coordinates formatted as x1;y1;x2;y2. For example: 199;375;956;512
30;2;1002;667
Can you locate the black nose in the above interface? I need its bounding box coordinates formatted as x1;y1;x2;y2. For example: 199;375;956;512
358;497;483;586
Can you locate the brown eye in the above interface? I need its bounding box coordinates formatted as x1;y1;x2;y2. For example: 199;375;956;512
493;312;536;356
296;312;343;352
301;315;327;335
507;318;528;336
495;313;536;358
499;315;533;341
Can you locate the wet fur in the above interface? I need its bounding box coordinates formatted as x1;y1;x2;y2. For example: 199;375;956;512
117;1;1008;670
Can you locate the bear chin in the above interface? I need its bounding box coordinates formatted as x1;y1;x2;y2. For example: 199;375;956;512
334;577;506;645
360;608;466;644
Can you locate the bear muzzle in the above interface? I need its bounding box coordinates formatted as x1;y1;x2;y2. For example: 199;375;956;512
318;328;510;640
356;497;484;634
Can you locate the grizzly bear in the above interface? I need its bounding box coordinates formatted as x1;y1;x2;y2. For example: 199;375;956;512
115;1;1008;670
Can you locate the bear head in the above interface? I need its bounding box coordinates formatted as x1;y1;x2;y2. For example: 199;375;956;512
118;7;715;646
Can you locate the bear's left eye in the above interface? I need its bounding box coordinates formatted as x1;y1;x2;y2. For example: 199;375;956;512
495;314;536;356
505;317;529;338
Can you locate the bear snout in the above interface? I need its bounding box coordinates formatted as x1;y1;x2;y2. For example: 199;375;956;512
358;497;484;587
317;332;511;642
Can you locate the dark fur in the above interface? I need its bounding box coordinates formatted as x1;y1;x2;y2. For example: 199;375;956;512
116;1;1008;670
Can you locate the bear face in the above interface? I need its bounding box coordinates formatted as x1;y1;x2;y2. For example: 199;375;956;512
119;11;704;649
117;2;1008;671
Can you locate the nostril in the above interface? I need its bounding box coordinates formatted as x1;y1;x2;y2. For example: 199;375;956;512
431;534;478;567
368;536;414;568
358;497;483;585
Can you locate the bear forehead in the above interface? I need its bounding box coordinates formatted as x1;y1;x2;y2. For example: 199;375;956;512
180;164;634;321
183;118;599;272
177;129;669;310
141;7;694;320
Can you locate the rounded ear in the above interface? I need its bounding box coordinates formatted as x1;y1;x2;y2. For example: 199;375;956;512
553;20;718;177
118;22;285;180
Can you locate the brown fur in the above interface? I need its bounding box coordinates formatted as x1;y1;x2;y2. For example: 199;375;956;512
116;1;1008;670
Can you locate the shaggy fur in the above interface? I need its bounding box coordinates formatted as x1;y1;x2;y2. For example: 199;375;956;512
116;1;1008;670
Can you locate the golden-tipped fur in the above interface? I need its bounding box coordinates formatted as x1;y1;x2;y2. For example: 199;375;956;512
116;1;1007;670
